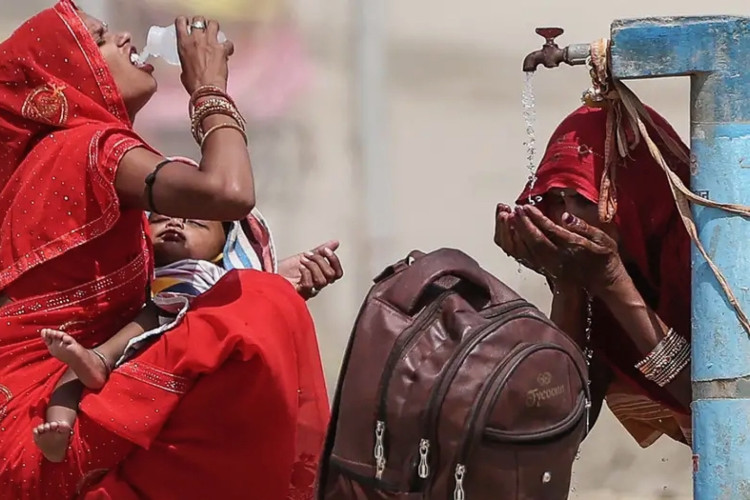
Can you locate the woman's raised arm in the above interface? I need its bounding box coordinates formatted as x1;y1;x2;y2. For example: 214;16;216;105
115;16;254;220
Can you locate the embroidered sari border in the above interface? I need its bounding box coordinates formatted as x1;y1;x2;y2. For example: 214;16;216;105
0;251;146;318
117;361;192;395
0;133;141;290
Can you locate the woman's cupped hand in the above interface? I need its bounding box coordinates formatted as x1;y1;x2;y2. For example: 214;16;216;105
494;203;628;295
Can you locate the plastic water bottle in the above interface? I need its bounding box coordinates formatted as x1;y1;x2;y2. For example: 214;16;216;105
138;25;227;66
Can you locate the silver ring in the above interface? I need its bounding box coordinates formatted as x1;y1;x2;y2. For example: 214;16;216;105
309;287;320;298
191;21;207;31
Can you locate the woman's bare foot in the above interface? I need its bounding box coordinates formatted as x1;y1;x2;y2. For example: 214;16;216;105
32;421;72;463
41;329;109;389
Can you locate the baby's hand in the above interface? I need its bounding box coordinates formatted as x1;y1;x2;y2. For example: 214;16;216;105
278;241;344;299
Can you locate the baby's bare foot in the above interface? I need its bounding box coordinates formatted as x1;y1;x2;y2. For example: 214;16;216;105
32;421;73;463
41;329;109;389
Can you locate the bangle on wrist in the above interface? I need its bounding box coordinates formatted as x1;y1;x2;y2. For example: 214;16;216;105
634;328;690;387
200;122;247;149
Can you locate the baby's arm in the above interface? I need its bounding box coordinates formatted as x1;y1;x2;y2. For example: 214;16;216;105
94;301;161;369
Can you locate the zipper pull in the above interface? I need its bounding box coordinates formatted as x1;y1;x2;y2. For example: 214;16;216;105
453;464;466;500
417;439;430;479
374;420;386;479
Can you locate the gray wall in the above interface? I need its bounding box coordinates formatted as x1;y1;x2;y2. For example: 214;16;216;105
11;1;748;498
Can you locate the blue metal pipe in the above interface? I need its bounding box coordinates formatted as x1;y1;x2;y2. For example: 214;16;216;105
611;16;750;499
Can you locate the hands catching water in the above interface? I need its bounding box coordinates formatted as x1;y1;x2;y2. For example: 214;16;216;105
494;203;627;295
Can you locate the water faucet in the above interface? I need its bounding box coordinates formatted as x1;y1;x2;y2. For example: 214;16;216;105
522;27;591;72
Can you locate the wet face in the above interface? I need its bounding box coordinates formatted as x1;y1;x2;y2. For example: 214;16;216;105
149;215;227;267
543;188;619;242
79;12;157;119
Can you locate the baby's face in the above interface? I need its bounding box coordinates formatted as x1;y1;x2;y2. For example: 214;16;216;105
149;215;226;267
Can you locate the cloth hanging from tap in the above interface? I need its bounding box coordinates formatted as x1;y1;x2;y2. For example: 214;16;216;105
585;39;750;336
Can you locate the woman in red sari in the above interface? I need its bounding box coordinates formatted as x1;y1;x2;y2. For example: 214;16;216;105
0;1;329;499
494;105;692;448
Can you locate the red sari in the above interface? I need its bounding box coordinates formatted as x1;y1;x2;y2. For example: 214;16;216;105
0;2;329;499
517;105;692;447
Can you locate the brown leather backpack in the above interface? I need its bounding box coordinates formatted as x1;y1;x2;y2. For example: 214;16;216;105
317;248;590;500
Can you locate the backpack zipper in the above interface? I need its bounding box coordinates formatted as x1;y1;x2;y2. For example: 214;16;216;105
453;464;466;500
482;345;588;444
319;281;383;498
417;438;430;478
371;291;452;478
453;344;589;498
374;419;386;479
372;297;529;481
417;309;541;483
448;343;547;497
455;343;547;460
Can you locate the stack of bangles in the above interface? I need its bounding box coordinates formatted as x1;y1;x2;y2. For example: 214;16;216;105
634;328;690;387
189;85;247;148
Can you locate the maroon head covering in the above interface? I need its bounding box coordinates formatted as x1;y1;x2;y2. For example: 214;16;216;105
518;105;691;413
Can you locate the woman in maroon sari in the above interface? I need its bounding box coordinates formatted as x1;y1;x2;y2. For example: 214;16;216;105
0;1;329;498
494;105;692;448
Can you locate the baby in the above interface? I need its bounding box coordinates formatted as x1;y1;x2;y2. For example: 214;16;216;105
33;214;231;462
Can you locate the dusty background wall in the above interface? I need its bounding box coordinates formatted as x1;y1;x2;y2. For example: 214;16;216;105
9;1;750;498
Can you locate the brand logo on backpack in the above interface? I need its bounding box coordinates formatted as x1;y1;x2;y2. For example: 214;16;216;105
526;372;565;408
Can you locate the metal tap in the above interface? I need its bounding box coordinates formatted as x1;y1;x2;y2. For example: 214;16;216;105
522;27;590;72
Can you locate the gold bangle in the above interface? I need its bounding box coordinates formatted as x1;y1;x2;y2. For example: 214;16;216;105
191;105;244;144
191;98;235;126
189;85;236;114
192;97;246;127
191;106;238;143
190;98;246;144
200;122;248;148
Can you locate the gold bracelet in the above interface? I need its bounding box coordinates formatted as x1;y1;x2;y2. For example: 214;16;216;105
191;106;237;144
190;98;244;126
189;85;237;115
193;97;246;127
191;98;245;131
190;98;246;145
201;122;248;149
